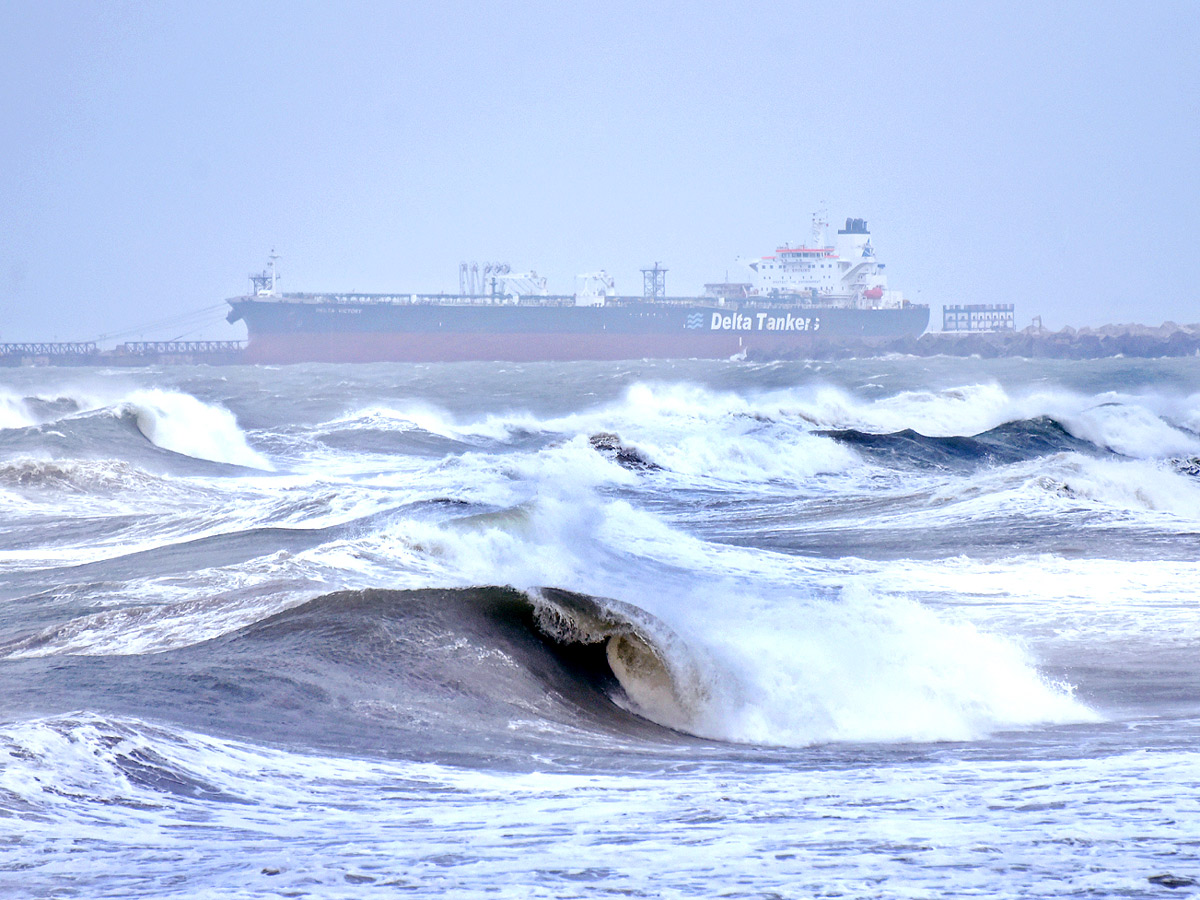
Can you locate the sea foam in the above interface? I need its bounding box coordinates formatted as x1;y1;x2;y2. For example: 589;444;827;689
682;581;1097;745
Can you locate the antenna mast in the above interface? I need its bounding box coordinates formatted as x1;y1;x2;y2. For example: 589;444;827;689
811;206;829;247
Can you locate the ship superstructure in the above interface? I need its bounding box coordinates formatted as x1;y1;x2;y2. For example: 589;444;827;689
745;215;904;308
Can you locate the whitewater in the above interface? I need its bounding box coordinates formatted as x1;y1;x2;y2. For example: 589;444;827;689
0;356;1197;898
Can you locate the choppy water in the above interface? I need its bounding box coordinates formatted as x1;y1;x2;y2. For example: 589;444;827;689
1;357;1198;898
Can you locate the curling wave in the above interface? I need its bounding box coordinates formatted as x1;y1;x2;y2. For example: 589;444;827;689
0;585;1095;754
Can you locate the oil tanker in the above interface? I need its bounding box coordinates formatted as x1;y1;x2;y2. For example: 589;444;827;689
226;216;929;363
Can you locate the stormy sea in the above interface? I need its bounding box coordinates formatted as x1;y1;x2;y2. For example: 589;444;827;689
1;357;1198;898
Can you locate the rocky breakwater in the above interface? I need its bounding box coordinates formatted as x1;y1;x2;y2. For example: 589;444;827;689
750;322;1200;361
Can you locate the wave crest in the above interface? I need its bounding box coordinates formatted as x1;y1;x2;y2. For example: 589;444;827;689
529;585;1095;747
0;457;166;494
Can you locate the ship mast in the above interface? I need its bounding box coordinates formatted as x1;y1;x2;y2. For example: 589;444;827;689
811;206;829;248
250;250;281;296
641;262;668;298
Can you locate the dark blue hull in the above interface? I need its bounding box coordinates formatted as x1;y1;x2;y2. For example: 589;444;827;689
226;296;930;362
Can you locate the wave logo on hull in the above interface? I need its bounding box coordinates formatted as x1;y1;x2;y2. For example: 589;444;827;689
685;313;705;329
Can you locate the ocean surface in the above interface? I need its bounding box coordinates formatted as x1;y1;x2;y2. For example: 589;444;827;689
1;357;1198;898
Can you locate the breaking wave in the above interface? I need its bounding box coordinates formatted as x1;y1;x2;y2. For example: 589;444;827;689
0;386;272;473
306;381;1200;482
121;390;273;470
528;584;1094;745
602;381;1200;462
0;583;1093;750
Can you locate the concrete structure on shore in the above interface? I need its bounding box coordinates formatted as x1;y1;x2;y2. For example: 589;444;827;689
942;304;1016;332
750;321;1200;361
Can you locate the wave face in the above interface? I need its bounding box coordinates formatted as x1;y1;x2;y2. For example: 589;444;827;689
819;415;1100;470
0;588;694;759
2;358;1200;897
1;582;1086;752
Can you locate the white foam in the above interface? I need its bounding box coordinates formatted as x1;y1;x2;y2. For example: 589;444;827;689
906;452;1200;527
856;554;1200;650
1036;455;1200;519
553;382;859;483
323;403;460;438
323;402;540;442
0;457;170;495
317;383;860;485
679;581;1095;745
305;379;1197;490
1;714;1194;899
844;382;1019;436
1060;399;1200;458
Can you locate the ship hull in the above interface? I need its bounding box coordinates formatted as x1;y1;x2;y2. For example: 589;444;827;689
227;298;930;363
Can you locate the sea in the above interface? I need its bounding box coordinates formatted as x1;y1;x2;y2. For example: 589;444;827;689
0;356;1198;898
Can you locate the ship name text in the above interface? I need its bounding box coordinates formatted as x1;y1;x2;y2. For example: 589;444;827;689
710;312;820;332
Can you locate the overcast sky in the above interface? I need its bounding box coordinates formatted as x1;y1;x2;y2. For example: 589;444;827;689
2;0;1197;342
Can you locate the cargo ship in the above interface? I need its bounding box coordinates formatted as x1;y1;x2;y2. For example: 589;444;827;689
226;216;929;363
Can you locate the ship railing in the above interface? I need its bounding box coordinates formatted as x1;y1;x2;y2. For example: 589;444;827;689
264;293;582;307
237;291;924;310
245;293;755;309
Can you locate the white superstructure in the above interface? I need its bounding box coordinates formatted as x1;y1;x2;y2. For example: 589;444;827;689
745;214;906;308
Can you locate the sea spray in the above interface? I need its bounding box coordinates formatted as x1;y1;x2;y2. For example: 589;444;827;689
0;391;35;431
681;581;1096;745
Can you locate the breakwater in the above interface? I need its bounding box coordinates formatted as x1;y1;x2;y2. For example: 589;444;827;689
4;324;1198;366
750;323;1200;361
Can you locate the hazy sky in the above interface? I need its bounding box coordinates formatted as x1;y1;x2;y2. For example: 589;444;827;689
2;0;1197;342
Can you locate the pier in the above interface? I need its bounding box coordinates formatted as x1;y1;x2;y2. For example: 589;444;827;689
0;341;246;367
0;342;100;366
